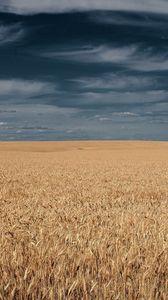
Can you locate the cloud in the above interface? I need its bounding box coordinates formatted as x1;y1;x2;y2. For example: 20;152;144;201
111;112;138;117
0;8;167;141
1;0;168;15
0;122;7;126
0;24;24;45
43;45;137;64
96;112;139;122
64;90;167;110
90;11;168;27
70;74;156;91
44;44;168;72
18;104;80;115
132;59;168;71
0;79;56;102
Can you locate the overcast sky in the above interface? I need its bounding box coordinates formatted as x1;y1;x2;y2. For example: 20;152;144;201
0;1;168;140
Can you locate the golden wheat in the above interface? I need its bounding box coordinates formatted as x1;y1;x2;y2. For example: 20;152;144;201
0;141;168;300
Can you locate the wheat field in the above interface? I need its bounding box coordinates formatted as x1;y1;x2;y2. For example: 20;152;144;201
0;141;168;300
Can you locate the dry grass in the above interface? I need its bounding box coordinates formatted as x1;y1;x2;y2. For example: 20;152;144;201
0;141;168;300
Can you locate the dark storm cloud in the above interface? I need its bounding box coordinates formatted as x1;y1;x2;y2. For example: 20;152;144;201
0;8;168;140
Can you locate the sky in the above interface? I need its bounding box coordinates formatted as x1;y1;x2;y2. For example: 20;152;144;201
0;1;168;140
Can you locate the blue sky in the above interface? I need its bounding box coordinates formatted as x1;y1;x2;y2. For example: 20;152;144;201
0;0;168;140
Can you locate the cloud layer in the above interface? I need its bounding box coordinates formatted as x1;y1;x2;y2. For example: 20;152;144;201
1;0;168;15
0;10;168;140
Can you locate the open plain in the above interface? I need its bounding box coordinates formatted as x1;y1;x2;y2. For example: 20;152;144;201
0;141;168;300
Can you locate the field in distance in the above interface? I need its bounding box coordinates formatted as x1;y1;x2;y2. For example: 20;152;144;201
0;141;168;299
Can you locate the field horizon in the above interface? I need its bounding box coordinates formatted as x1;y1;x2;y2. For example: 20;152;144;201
0;140;168;151
0;141;167;299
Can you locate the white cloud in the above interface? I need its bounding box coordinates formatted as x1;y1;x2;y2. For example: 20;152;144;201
111;112;138;117
0;122;7;126
44;45;137;64
97;112;139;122
0;24;24;45
44;44;168;72
99;117;111;121
90;12;168;27
132;59;168;71
98;46;136;63
71;74;155;91
0;79;56;99
1;0;168;15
